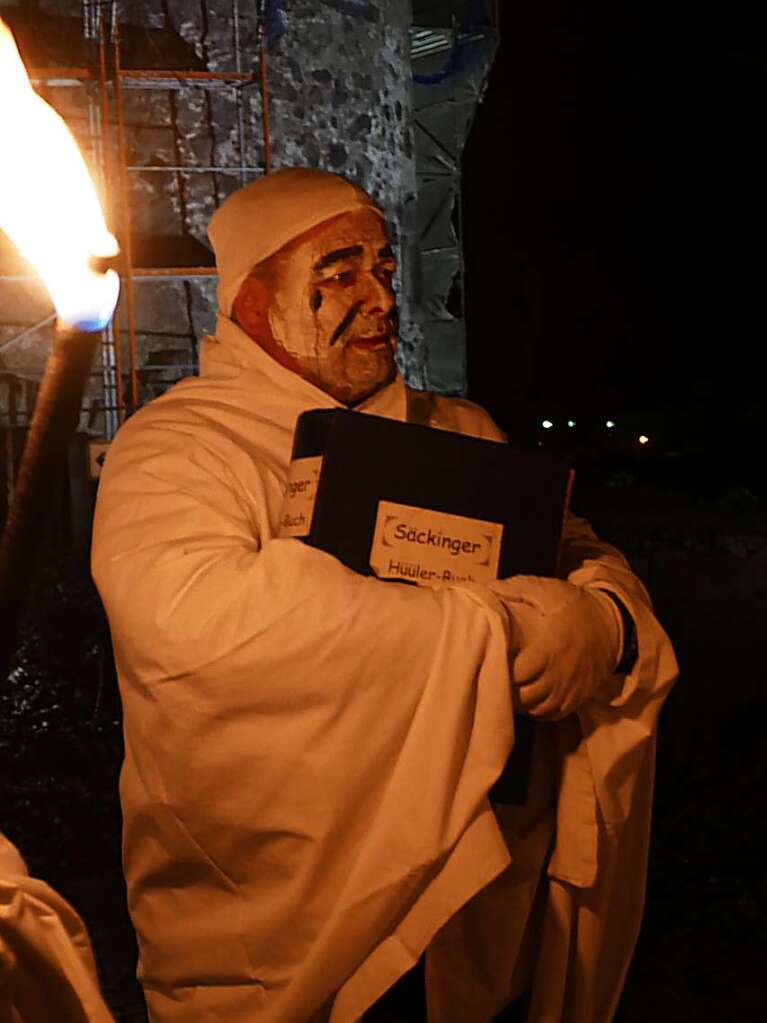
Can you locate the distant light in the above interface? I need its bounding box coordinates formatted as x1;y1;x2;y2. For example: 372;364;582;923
541;419;553;430
567;419;576;428
606;420;615;429
638;434;649;445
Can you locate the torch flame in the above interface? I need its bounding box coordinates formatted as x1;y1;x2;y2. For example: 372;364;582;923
0;18;119;331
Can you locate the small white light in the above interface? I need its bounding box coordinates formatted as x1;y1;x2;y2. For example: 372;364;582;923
541;419;553;430
638;435;649;445
606;420;615;429
567;419;576;428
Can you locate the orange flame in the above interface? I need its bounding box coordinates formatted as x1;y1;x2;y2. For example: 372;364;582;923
0;17;119;330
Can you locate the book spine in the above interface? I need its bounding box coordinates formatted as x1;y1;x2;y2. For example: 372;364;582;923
291;409;336;459
279;410;338;539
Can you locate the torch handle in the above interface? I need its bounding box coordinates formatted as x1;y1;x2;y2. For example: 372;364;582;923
0;324;101;682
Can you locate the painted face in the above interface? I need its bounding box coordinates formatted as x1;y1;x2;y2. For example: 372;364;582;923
233;207;399;406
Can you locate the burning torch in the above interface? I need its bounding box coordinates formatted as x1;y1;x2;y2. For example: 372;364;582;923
0;18;120;680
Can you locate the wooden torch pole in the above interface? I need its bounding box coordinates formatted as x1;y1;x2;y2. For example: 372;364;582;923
0;323;102;681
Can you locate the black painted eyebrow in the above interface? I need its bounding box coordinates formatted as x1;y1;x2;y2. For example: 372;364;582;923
313;245;363;273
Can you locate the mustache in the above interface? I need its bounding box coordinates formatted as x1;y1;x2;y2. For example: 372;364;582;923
329;304;398;348
330;301;364;347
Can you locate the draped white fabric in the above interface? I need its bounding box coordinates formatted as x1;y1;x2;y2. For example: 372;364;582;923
0;833;115;1023
92;317;677;1023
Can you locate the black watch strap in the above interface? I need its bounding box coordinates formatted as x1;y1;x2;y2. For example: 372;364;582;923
599;590;639;675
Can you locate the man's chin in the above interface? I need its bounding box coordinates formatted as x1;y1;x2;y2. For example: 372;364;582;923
321;350;396;406
346;342;394;375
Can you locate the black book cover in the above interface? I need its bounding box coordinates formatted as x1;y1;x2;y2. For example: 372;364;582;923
281;408;575;805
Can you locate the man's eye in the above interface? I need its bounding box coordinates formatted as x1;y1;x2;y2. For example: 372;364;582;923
329;270;354;284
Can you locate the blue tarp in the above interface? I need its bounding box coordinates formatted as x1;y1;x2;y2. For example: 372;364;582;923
413;0;494;85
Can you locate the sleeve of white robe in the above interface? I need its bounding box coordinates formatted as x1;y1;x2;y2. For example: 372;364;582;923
559;513;678;826
430;396;678;842
91;416;517;1016
0;833;115;1023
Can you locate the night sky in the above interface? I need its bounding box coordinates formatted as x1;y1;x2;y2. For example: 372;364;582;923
461;2;766;475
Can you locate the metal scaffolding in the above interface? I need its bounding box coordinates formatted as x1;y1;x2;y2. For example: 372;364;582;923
0;1;501;438
410;0;500;395
0;0;268;439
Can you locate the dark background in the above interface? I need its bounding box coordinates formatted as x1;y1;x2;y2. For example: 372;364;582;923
463;1;766;496
460;3;767;1019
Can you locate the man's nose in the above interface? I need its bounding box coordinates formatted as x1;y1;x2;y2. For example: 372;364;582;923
359;270;396;316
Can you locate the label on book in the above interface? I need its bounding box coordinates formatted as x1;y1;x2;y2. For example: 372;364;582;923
369;501;504;587
278;456;323;537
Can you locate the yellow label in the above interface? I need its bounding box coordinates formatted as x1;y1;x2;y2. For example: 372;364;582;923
278;456;323;538
370;500;503;588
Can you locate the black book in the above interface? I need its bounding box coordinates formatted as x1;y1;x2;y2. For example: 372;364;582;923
279;408;574;804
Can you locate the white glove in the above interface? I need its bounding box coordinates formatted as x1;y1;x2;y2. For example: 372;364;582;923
492;576;624;721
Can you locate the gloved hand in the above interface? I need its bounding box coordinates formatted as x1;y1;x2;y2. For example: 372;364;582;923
492;576;624;720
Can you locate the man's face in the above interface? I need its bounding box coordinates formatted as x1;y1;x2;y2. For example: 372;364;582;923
233;207;399;406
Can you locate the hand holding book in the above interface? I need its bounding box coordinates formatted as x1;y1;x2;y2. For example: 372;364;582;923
493;577;624;721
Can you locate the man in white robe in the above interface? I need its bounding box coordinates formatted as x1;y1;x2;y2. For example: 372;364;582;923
91;167;678;1023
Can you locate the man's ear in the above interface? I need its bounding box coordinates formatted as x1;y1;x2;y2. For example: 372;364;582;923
233;274;272;344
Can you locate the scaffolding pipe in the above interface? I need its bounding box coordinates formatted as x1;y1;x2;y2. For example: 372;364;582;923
233;0;242;73
126;164;262;174
130;268;216;279
100;319;119;438
231;0;249;186
96;12;115;237
259;4;272;173
112;12;139;411
0;316;56;355
30;68;256;85
119;68;254;83
98;6;122;427
237;93;248;185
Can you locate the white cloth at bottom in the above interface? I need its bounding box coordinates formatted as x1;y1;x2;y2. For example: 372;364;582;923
0;832;115;1023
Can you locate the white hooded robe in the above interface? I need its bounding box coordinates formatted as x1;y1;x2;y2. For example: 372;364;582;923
91;316;677;1023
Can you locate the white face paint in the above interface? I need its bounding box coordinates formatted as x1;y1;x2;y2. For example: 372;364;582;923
233;207;399;406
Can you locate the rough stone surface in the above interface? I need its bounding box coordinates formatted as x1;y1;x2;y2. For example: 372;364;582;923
0;0;424;433
261;0;424;386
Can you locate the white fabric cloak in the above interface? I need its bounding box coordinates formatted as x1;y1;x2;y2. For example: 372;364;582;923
91;316;678;1023
0;832;115;1023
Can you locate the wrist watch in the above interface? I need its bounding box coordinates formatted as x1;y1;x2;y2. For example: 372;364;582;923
599;590;639;675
